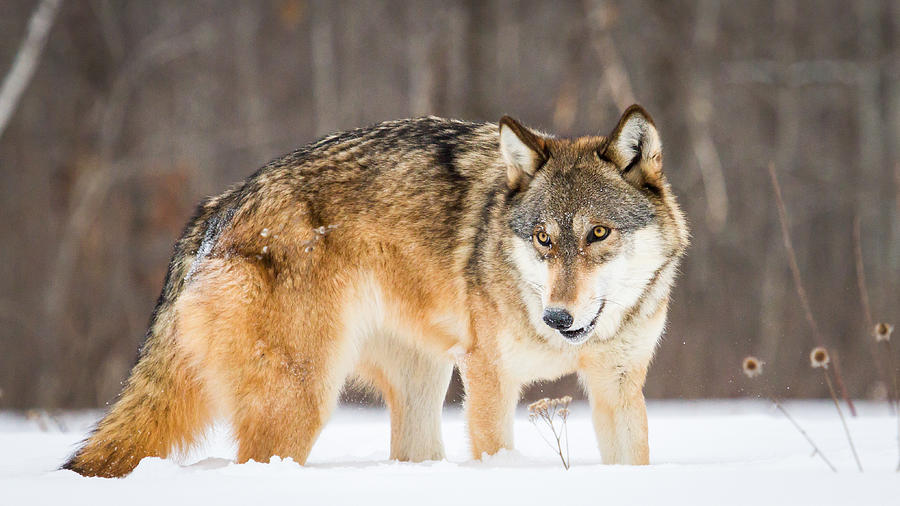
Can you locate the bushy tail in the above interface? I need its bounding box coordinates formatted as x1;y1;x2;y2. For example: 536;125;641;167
63;190;237;477
62;303;211;477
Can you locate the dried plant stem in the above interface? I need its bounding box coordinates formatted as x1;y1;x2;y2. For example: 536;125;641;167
772;398;837;472
853;218;899;471
853;216;894;413
888;340;899;414
768;163;857;416
542;409;568;470
822;369;863;471
889;339;900;472
533;422;562;454
550;418;569;470
528;397;572;470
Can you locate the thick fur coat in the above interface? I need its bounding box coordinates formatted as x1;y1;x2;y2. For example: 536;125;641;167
64;105;688;477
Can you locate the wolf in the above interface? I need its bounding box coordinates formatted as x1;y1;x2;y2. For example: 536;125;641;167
63;105;688;477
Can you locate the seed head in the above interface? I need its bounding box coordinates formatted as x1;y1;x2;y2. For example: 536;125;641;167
874;323;893;343
810;347;830;369
528;398;550;414
742;356;764;378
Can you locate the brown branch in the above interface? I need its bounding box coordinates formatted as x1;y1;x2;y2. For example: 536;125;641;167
768;163;857;416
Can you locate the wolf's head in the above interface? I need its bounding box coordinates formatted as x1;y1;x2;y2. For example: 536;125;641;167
501;105;687;345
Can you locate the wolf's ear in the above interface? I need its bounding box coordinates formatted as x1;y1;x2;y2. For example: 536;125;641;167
499;116;548;191
602;105;663;190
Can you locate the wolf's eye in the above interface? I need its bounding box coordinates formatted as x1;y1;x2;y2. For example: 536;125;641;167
534;230;551;247
589;226;611;242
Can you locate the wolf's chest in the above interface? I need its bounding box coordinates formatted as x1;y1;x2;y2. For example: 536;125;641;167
500;333;582;382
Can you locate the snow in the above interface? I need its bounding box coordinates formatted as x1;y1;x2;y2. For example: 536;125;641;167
2;401;898;505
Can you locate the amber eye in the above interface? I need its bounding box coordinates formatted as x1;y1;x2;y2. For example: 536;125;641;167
534;230;551;247
590;226;611;242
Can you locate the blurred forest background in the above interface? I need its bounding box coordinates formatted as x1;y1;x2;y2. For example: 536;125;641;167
0;0;897;409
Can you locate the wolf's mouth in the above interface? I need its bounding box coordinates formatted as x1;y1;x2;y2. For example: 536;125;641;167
557;303;604;344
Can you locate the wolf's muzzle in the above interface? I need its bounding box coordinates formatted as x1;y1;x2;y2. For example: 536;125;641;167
555;302;605;344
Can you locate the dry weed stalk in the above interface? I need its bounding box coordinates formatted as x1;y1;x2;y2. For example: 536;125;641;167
810;347;863;471
742;356;837;472
853;214;898;470
528;396;572;470
853;216;896;414
873;323;900;471
767;163;856;416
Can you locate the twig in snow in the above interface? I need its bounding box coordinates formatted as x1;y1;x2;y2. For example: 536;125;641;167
772;398;837;473
742;356;836;472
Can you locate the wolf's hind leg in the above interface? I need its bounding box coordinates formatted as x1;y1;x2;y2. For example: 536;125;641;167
227;340;348;466
357;336;452;462
177;258;354;466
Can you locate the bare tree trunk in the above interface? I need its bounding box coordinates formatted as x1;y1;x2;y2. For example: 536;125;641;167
310;0;338;136
686;0;728;233
234;2;269;162
854;0;888;401
0;0;63;141
586;0;636;110
407;1;436;116
442;1;468;116
39;19;214;405
762;0;801;389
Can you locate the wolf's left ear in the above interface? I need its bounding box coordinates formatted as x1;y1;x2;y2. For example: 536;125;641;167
499;116;548;191
602;105;663;190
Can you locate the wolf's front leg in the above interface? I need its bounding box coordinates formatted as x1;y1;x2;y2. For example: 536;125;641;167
580;361;650;465
461;346;519;459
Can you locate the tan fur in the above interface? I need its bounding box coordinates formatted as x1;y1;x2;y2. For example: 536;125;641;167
62;311;213;477
64;106;687;476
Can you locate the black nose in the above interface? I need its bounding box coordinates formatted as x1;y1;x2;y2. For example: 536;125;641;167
543;308;574;330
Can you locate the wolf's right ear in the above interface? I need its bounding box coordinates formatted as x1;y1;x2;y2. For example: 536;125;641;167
602;105;663;190
499;116;548;191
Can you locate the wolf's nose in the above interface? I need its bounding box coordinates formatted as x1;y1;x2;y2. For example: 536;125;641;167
543;308;574;330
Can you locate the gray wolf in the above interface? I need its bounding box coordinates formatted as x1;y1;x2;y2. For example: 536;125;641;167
63;105;688;477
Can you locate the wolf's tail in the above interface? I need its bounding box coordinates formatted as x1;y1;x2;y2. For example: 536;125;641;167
61;197;234;478
61;300;212;477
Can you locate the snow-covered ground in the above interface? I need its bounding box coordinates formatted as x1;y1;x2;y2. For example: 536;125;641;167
2;401;898;505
